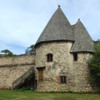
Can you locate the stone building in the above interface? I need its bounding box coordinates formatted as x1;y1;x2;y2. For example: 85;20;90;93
0;6;94;92
35;6;94;92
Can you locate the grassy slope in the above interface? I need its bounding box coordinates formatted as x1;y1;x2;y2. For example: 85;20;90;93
0;90;100;100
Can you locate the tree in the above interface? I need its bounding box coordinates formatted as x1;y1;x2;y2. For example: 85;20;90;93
88;40;100;86
25;45;36;55
1;49;14;56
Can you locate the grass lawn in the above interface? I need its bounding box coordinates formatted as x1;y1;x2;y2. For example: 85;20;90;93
0;90;100;100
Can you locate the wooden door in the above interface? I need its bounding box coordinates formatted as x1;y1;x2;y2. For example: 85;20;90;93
38;69;43;81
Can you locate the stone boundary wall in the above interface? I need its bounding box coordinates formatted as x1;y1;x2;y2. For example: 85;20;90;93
0;55;35;89
0;55;35;67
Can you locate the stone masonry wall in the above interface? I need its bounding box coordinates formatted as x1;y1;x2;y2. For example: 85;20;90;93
72;53;93;92
36;42;93;92
0;55;35;89
0;55;35;66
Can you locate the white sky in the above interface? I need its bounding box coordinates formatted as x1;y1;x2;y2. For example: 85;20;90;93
0;0;100;54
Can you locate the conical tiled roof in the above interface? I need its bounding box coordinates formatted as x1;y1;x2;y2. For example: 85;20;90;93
35;6;74;46
71;19;94;53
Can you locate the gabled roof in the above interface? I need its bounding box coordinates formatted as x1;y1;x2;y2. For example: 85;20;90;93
70;19;94;53
35;6;74;46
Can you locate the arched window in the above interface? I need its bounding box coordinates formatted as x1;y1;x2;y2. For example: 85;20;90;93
47;54;53;62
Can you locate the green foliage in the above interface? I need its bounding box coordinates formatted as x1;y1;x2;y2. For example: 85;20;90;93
25;44;36;55
88;40;100;86
0;49;14;56
94;40;100;52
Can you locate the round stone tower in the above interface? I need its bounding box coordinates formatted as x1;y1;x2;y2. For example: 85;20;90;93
35;6;94;92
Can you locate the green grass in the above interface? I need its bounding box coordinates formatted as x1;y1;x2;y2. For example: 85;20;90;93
0;90;100;100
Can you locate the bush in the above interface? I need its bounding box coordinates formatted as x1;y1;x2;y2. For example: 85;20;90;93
88;40;100;86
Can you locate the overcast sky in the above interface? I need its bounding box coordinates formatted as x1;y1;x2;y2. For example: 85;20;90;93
0;0;100;54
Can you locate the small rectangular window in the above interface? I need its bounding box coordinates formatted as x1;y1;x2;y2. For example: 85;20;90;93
60;76;67;84
73;53;78;61
47;54;53;62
